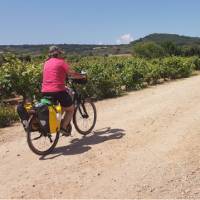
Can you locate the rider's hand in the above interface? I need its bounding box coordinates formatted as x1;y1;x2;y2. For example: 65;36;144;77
80;74;87;79
69;70;87;80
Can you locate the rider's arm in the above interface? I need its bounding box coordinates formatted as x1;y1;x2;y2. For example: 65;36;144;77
68;68;86;79
63;59;86;79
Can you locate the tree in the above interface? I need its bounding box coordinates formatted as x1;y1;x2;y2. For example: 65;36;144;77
182;45;200;57
161;41;182;56
133;42;165;58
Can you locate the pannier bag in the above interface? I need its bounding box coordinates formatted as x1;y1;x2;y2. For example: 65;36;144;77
36;103;61;134
49;105;62;133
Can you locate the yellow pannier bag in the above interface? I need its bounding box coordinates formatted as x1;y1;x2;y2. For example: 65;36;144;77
48;105;62;134
24;103;33;111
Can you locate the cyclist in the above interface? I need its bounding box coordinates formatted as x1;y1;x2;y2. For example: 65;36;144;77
42;46;85;136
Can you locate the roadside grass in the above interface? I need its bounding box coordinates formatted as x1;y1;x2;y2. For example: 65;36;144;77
0;105;19;128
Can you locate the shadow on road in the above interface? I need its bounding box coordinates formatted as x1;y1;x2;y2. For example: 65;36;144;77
40;127;125;160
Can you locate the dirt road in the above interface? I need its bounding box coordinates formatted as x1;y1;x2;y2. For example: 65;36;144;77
0;76;200;199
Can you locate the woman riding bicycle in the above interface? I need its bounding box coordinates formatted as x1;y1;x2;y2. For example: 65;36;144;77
42;46;85;136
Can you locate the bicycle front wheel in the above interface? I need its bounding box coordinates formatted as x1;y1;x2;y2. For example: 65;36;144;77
73;99;97;135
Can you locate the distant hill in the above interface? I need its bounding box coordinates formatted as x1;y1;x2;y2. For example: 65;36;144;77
1;33;200;56
131;33;200;46
0;44;106;55
0;44;130;57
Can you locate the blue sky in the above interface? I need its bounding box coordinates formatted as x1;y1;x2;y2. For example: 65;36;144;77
0;0;200;44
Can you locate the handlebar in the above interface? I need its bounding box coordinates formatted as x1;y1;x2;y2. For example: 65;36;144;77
67;72;88;85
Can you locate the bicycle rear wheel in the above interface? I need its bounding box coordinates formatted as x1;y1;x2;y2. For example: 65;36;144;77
73;99;97;135
26;116;59;155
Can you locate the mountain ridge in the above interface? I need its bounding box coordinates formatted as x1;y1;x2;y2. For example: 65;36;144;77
131;33;200;46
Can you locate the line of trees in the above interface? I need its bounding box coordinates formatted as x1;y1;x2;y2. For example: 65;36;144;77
133;41;200;58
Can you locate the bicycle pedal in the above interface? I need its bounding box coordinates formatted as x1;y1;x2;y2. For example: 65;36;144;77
61;132;71;137
60;124;72;137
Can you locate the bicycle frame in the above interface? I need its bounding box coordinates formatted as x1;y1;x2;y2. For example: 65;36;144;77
68;81;89;119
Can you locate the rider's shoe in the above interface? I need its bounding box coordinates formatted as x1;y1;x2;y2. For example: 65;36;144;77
60;123;72;137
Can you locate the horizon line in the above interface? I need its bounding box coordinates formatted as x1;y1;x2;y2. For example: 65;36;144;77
0;33;200;46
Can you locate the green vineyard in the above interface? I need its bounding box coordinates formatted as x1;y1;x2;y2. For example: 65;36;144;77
0;54;200;127
1;54;200;101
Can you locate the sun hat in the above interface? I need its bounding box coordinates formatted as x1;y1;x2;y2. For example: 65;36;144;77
48;46;64;56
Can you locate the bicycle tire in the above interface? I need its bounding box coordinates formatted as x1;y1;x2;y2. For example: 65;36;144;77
73;99;97;135
26;116;60;155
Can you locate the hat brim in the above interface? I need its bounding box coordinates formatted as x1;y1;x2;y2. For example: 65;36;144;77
49;49;64;55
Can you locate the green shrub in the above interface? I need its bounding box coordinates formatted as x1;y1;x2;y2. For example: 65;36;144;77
121;58;149;90
73;57;122;99
161;57;194;79
0;53;42;100
190;56;200;70
146;62;162;84
0;105;19;128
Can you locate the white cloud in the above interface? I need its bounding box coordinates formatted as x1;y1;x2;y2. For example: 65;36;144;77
116;33;134;44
